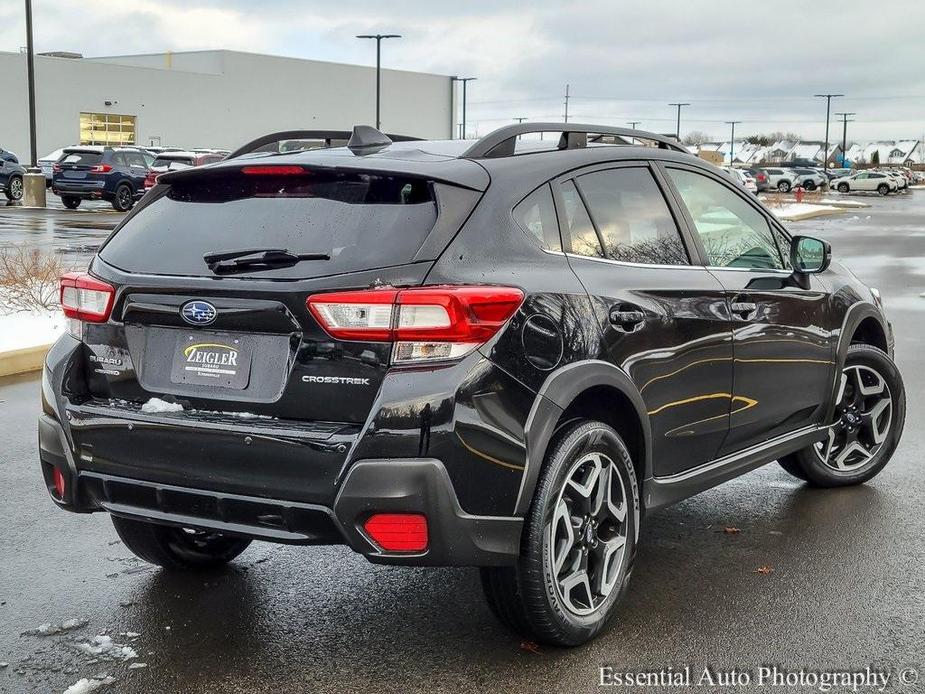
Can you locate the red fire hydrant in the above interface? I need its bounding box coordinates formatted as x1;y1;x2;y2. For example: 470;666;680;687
794;186;804;203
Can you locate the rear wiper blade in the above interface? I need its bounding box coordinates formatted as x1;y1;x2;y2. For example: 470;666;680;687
203;248;330;274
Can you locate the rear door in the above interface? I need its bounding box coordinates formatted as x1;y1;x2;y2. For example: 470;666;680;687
554;163;734;476
661;164;835;455
89;166;477;425
123;151;149;193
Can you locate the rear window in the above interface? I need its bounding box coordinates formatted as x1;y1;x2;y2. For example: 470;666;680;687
153;156;194;168
100;170;439;279
60;151;102;167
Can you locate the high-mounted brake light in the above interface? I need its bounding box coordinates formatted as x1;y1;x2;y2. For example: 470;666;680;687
240;165;305;176
59;272;115;323
363;513;428;552
306;286;524;364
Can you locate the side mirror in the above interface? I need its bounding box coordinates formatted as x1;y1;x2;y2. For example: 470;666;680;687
791;235;831;275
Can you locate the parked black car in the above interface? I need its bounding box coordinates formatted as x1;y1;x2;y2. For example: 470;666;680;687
52;146;152;211
40;124;905;647
0;146;24;201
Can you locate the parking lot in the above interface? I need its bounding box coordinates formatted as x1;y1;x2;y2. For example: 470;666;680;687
0;192;922;693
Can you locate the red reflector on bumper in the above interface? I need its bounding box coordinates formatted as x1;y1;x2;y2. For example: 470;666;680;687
52;467;66;499
363;513;428;552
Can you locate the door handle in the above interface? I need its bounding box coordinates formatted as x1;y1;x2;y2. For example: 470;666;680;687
730;300;758;320
609;307;645;332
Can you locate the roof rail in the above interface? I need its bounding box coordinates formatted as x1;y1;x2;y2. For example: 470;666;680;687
460;122;688;159
228;128;423;159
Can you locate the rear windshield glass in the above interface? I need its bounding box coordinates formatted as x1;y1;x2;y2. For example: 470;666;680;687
99;170;438;279
60;152;102;167
153;156;194;168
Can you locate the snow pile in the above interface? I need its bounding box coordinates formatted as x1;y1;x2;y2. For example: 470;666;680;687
23;618;88;636
0;311;65;352
769;203;841;221
74;635;138;662
140;397;184;414
62;676;115;694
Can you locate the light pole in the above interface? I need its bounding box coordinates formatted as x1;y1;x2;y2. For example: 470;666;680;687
669;103;690;140
564;84;570;123
356;33;401;130
452;77;476;139
835;112;855;165
627;121;641;129
725;121;741;165
814;93;843;168
22;0;45;206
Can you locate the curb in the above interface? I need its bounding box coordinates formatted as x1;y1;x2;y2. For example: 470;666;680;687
773;207;847;222
0;344;52;378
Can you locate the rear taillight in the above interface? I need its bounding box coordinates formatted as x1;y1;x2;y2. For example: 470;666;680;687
363;513;428;552
306;286;524;364
60;272;115;323
89;164;113;173
52;163;62;173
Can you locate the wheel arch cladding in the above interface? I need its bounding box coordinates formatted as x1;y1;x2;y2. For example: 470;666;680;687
516;360;651;516
850;315;888;353
825;301;890;421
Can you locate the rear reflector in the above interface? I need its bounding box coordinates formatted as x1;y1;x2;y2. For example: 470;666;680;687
240;165;305;176
60;272;115;323
363;513;428;552
307;286;523;364
51;467;66;499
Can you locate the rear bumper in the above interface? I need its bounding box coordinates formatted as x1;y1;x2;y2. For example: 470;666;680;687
38;410;521;566
53;180;107;199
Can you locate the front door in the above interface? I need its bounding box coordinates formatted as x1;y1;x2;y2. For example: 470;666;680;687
662;165;836;455
554;164;734;476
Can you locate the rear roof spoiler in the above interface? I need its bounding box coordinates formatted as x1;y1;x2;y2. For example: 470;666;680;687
228;127;423;159
460;122;689;159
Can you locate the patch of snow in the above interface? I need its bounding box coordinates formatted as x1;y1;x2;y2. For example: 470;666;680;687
74;635;138;662
770;203;841;220
140;397;183;414
128;662;147;669
0;311;64;352
62;676;115;694
23;618;88;636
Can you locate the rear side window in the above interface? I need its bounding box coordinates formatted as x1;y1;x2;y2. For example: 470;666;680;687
100;170;439;279
513;185;561;252
576;168;688;265
60;151;102;167
559;180;603;258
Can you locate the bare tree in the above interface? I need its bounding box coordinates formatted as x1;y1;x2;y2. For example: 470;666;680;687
682;131;714;146
0;246;74;312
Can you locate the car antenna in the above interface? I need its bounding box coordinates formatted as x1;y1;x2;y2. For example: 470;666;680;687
347;125;392;154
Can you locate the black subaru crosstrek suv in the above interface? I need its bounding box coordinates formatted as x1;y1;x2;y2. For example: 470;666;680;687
39;124;905;646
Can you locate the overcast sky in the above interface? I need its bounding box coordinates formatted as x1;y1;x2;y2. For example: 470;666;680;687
2;0;924;143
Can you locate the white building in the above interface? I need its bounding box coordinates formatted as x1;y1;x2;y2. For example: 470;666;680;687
0;49;457;161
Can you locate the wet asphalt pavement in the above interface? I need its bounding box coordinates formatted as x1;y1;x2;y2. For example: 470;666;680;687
1;193;924;693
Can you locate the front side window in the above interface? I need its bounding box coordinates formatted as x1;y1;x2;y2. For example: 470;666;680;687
559;180;603;258
576;167;688;265
513;185;561;252
666;168;783;270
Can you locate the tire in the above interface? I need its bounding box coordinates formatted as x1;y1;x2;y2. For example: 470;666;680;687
777;344;905;488
5;175;23;201
481;420;640;646
61;195;81;209
803;180;816;192
777;180;791;193
112;183;134;211
877;184;890;196
110;515;252;570
837;183;849;193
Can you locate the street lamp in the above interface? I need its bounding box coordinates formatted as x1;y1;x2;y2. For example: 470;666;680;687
356;33;401;130
627;121;641;129
669;103;690;140
725;121;741;165
814;93;843;168
21;0;45;206
452;77;476;139
835;112;855;165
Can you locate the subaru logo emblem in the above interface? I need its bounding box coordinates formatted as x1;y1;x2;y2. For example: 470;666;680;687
181;300;217;326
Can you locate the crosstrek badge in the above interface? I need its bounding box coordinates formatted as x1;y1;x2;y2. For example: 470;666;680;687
169;332;253;390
